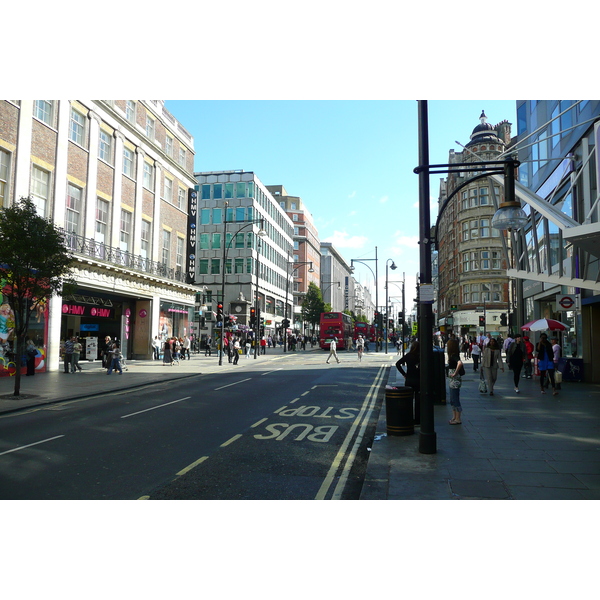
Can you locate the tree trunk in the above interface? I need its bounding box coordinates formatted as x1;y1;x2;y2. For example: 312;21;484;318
13;335;22;396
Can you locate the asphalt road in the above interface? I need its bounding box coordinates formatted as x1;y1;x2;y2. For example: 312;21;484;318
0;353;386;500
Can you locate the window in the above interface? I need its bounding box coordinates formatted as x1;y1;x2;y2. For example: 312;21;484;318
120;210;132;252
211;233;221;249
236;182;245;198
199;234;209;250
213;184;222;199
178;187;185;210
34;100;53;126
141;220;151;260
123;147;134;177
290;202;297;210
165;135;173;157
236;207;245;222
65;184;82;235
235;233;244;248
202;184;211;200
146;115;155;140
235;258;244;273
164;177;173;203
294;227;299;235
125;101;136;122
99;130;112;163
292;214;298;222
143;162;154;191
162;229;171;265
199;259;209;275
179;147;186;167
31;166;50;216
69;108;86;145
479;187;489;205
211;258;220;275
176;237;184;269
0;149;10;207
212;208;222;224
200;209;210;225
225;183;234;199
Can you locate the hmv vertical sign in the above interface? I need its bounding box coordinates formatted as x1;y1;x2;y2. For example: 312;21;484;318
187;187;197;284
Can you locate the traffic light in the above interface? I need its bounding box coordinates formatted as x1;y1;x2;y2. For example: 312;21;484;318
250;307;256;327
282;318;290;328
479;316;485;326
500;313;507;326
374;311;379;326
388;318;394;329
398;312;404;325
216;302;223;323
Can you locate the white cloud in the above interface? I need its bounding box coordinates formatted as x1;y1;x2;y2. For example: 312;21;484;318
348;210;357;216
380;195;389;204
348;191;356;199
322;230;368;249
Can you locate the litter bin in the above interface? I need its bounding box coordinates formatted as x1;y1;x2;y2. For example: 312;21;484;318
432;347;447;405
385;386;414;436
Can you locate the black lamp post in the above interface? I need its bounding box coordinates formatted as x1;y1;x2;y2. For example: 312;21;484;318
218;201;267;366
351;248;379;351
385;259;397;354
284;258;314;352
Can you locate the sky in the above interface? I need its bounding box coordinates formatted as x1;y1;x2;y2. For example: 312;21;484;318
165;100;517;311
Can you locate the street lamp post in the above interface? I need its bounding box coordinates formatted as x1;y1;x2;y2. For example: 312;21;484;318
385;259;397;354
218;201;267;366
254;237;261;359
284;258;314;352
351;248;379;351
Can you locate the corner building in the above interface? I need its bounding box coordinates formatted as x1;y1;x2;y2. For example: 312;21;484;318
0;100;197;373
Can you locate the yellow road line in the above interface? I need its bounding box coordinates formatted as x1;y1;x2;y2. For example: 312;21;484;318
220;434;242;447
176;455;209;477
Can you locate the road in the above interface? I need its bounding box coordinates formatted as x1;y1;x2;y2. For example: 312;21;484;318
0;351;387;499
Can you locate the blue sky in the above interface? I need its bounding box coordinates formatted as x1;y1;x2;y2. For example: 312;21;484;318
165;100;517;308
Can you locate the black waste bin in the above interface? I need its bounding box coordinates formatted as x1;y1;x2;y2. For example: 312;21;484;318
385;386;414;436
432;347;446;405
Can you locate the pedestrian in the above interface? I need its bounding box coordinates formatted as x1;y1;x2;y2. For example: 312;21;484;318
172;338;181;364
482;337;504;396
183;335;191;360
396;340;420;425
71;337;83;373
245;338;252;358
506;333;526;393
471;340;481;371
205;336;212;356
152;336;161;360
551;337;562;390
163;338;173;366
356;334;365;361
63;336;74;373
233;338;241;364
447;348;465;425
523;335;534;378
107;343;123;375
101;336;112;370
326;337;340;364
503;333;514;358
25;339;37;376
536;333;557;395
260;336;267;354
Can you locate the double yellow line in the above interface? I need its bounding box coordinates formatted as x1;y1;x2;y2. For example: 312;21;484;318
315;365;386;500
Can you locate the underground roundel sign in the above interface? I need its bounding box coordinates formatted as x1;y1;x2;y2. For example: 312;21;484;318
556;294;576;310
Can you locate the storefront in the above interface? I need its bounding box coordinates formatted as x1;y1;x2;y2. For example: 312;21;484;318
159;301;194;343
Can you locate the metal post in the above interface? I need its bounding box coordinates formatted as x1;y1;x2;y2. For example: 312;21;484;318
218;202;228;366
417;100;437;455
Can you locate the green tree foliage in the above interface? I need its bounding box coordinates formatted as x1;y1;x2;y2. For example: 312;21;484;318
0;197;75;396
301;282;325;334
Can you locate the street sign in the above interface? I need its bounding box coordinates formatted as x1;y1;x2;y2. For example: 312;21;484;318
556;294;579;311
419;284;434;304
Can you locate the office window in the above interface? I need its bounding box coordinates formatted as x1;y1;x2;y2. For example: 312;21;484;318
199;233;209;250
200;208;210;224
164;177;173;203
290;202;297;210
211;258;220;274
176;237;184;269
236;207;245;222
141;219;151;260
211;233;221;249
199;259;209;275
34;100;53;126
479;187;489;205
293;214;298;221
212;208;222;224
178;187;185;210
69;108;86;145
123;147;134;177
202;184;211;200
247;182;254;197
143;162;154;191
31;165;50;216
165;135;173;157
235;233;244;248
213;184;222;199
146;115;155;140
65;184;82;234
179;147;186;167
99;130;112;163
125;101;136;122
162;229;171;265
120;210;132;252
225;183;234;199
235;258;244;273
236;182;245;198
0;149;10;207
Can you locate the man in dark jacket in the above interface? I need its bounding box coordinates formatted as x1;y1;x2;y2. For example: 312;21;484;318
506;334;527;392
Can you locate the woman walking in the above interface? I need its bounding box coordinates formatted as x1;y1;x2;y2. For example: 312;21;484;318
447;349;465;425
471;341;481;372
163;338;173;366
506;333;526;393
482;337;504;396
536;333;557;395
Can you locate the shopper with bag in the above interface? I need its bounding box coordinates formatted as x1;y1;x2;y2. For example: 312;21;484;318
482;338;504;396
506;333;527;393
447;351;465;425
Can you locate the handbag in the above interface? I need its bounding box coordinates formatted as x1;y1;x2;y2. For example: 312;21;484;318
478;370;487;393
554;370;563;384
448;375;462;389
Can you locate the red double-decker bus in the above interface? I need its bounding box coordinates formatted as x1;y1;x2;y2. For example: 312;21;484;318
354;321;375;342
319;312;353;350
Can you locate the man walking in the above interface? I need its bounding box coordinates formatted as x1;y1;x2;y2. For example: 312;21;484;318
326;337;340;364
63;336;74;373
205;335;212;356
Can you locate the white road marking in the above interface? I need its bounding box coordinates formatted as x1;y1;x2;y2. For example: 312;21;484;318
0;435;65;456
214;378;251;390
120;397;191;419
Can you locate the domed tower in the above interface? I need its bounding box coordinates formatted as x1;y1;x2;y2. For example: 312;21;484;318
436;111;512;341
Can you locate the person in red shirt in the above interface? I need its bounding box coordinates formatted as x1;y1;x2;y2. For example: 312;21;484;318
523;335;534;378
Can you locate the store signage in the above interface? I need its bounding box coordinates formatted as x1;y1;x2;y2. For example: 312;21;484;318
556;294;579;311
62;304;113;318
186;188;198;284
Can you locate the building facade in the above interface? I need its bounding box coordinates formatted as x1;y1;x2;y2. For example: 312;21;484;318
436;111;513;339
320;242;354;313
267;185;321;330
0;100;197;374
193;171;294;343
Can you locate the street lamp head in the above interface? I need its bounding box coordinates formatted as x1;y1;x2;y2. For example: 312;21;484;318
491;201;528;231
308;265;315;273
257;220;267;237
391;262;397;270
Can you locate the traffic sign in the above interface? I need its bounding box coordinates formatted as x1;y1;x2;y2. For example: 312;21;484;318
556;294;579;311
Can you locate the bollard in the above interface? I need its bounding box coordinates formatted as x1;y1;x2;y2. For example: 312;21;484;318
385;386;414;436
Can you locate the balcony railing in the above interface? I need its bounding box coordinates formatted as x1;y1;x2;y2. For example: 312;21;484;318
63;231;188;284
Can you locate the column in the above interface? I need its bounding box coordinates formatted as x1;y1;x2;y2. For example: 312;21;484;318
84;111;101;239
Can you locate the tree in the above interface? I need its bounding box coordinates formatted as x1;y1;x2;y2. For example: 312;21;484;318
301;282;325;335
0;197;75;396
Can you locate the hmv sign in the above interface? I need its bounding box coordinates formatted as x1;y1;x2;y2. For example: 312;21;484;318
62;304;114;318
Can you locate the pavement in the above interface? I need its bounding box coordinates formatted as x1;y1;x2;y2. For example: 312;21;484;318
360;354;600;500
2;348;599;500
